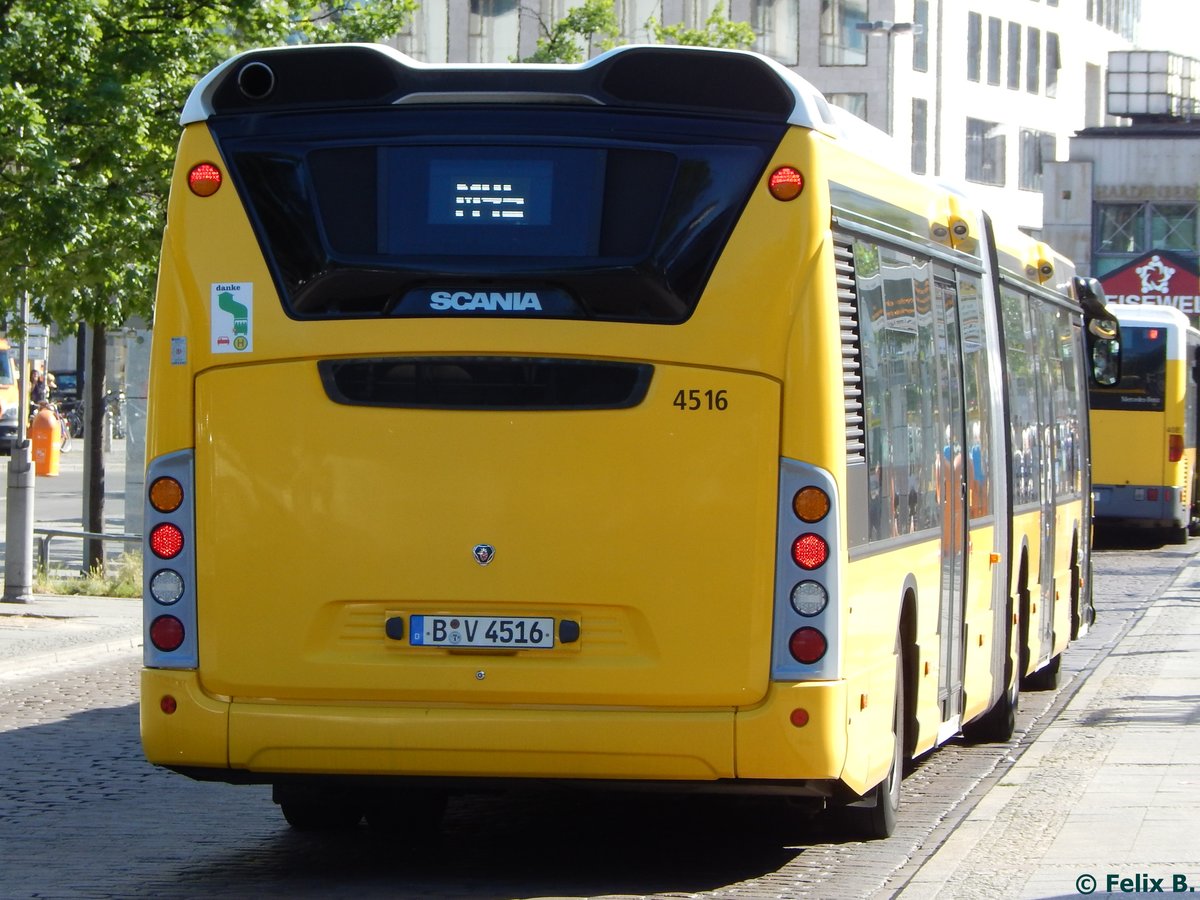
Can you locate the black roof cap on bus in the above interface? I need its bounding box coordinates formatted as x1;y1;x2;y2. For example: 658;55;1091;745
184;43;834;131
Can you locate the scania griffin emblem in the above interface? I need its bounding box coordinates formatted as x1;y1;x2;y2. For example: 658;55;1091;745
472;544;496;566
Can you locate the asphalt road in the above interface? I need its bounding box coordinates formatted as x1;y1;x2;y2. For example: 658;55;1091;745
0;532;1188;898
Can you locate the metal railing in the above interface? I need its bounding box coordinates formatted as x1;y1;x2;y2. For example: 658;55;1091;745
34;528;142;573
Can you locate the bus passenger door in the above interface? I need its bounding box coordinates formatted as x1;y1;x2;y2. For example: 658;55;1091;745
1035;309;1057;659
933;273;968;726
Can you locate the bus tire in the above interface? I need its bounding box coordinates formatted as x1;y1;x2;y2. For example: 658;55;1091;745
963;602;1018;743
275;784;363;831
1167;524;1189;545
1023;652;1060;692
963;671;1017;743
838;645;903;840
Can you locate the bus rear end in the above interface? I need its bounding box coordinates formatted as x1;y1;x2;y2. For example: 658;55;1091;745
1090;304;1198;541
142;44;891;831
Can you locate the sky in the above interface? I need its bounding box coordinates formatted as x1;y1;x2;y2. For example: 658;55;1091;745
1137;1;1200;57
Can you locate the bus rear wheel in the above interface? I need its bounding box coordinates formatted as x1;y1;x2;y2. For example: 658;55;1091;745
274;784;363;831
964;600;1018;744
1023;653;1060;692
838;648;904;840
963;668;1017;743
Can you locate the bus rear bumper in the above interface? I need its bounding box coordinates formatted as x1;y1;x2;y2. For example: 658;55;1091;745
142;671;859;792
226;701;735;781
1093;483;1185;528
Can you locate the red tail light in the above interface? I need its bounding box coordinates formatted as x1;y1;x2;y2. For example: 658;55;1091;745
791;533;829;570
789;627;827;664
768;166;804;201
150;616;186;652
150;523;184;559
1169;433;1184;463
187;162;222;197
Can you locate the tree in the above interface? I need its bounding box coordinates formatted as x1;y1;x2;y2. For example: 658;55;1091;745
520;0;620;64
520;0;754;63
645;3;755;49
0;2;416;332
0;2;416;570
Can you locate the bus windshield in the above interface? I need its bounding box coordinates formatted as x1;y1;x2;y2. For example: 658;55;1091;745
1089;323;1166;411
214;108;784;323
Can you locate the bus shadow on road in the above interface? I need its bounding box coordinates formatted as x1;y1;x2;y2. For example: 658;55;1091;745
237;791;822;898
1092;525;1190;552
2;698;847;898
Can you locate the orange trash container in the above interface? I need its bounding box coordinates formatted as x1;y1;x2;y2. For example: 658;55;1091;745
30;406;61;476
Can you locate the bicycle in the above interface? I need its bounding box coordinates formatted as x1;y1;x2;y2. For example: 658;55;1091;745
59;399;84;444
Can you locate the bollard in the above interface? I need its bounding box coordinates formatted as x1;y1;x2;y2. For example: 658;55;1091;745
29;406;61;477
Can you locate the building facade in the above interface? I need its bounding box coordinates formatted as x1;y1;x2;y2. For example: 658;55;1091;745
1043;50;1200;324
387;0;1140;232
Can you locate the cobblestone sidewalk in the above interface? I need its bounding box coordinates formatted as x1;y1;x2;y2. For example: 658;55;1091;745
897;557;1200;899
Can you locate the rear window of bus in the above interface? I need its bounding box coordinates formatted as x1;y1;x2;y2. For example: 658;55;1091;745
1088;323;1167;412
211;107;784;324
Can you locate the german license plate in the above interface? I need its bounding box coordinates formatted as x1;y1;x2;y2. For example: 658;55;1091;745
409;615;555;649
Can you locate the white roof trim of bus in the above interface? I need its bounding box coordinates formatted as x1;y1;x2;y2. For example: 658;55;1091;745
1109;301;1200;341
180;42;840;136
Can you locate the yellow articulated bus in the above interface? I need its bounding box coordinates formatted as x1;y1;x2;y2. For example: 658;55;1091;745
141;44;1120;839
1090;303;1200;544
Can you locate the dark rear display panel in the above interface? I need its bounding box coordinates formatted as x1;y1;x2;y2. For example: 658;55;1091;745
211;107;785;323
1088;324;1167;412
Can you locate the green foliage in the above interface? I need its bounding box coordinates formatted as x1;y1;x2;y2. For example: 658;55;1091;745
0;1;416;333
645;3;755;49
521;0;754;64
36;552;143;597
520;0;620;63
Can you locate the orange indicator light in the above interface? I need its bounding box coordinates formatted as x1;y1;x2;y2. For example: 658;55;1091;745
149;477;183;513
793;487;830;523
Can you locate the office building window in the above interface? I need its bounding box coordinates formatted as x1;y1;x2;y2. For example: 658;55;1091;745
1093;202;1200;276
912;98;928;175
468;0;520;63
1019;129;1055;191
753;0;800;65
967;12;982;82
827;93;867;118
1046;33;1060;97
966;118;1006;185
1152;205;1199;251
1006;22;1021;90
913;0;929;72
987;17;1002;85
819;0;868;66
1095;204;1146;254
624;0;662;42
1026;27;1041;94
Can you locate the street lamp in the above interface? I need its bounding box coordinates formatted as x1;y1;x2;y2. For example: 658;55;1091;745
854;20;923;136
